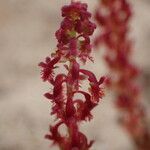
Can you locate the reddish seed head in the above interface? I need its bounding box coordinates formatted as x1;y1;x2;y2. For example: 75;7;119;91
39;1;104;149
95;0;150;149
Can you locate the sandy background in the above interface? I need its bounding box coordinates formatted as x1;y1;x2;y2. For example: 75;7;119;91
0;0;150;150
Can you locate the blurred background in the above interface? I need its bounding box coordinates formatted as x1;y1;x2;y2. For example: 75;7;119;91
0;0;150;150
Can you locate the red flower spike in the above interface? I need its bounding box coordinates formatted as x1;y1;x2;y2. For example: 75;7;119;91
95;0;150;149
39;1;104;149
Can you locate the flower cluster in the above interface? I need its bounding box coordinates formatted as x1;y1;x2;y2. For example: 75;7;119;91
39;1;104;150
55;1;96;63
95;0;150;149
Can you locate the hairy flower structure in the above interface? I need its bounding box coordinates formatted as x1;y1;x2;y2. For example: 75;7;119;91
95;0;150;149
39;1;104;150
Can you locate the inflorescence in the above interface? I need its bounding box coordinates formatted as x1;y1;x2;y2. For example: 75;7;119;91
39;1;105;150
95;0;150;149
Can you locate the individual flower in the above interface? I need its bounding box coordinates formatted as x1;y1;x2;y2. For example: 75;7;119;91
38;56;60;82
80;69;105;103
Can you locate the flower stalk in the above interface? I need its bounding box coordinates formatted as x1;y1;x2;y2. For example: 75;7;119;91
39;1;104;150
